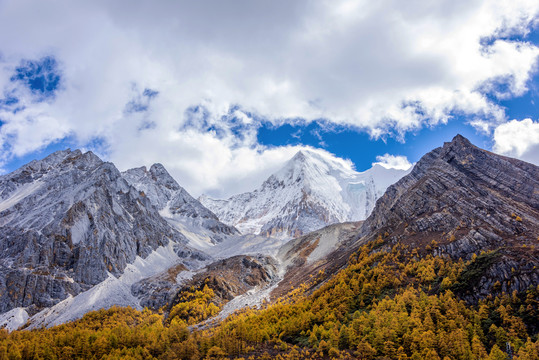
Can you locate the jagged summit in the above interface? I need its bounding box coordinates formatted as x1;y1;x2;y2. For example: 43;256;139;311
0;149;191;316
449;133;473;147
122;164;180;194
200;149;411;239
148;163;180;190
9;149;101;179
361;133;539;237
291;150;307;161
122;163;239;244
357;134;539;301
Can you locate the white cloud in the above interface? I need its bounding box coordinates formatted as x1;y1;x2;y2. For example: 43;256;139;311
493;118;539;164
372;154;413;170
109;125;305;198
0;0;538;195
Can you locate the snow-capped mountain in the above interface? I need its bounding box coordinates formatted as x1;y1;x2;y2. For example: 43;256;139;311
0;149;200;319
1;135;537;334
200;149;411;239
0;149;278;330
122;164;239;246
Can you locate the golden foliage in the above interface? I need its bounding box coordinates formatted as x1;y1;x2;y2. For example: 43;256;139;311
1;240;537;359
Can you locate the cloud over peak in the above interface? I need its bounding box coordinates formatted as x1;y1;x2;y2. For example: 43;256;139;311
0;0;537;195
493;118;539;164
372;154;413;171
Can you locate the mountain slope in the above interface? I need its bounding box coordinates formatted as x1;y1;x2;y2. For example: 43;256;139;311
122;164;239;246
200;149;410;239
0;150;194;317
271;221;362;299
2;135;537;334
264;135;539;304
1;136;538;359
356;134;539;301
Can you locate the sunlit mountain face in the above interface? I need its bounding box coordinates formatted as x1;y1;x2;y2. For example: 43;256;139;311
0;1;538;359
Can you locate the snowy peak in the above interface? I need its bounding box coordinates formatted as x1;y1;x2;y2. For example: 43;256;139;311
292;150;307;161
123;164;186;211
122;163;239;244
275;149;356;182
200;149;411;239
0;149;192;316
260;150;354;198
3;149;102;185
148;163;181;191
123;162;216;219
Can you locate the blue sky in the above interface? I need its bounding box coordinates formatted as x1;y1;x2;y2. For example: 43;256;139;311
256;26;539;171
257;118;489;172
0;1;538;197
3;112;492;175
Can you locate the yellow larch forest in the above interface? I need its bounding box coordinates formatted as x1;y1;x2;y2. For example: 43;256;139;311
1;238;537;360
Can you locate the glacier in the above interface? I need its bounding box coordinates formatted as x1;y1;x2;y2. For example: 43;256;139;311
200;149;411;239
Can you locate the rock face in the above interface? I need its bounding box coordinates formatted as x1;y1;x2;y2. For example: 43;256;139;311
131;264;189;311
122;164;238;244
201;149;410;239
272;221;362;299
0;150;188;315
186;255;278;305
133;255;278;311
2;135;538;328
358;134;539;301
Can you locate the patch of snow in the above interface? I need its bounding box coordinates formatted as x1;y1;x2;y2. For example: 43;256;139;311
70;215;90;244
163;215;214;250
111;198;125;216
0;181;43;212
176;270;196;283
27;241;195;328
215;281;280;320
0;307;29;332
158;206;173;219
206;234;287;259
276;222;358;277
306;225;348;263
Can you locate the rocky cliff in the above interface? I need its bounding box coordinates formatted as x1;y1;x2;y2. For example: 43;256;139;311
132;254;278;312
122;164;239;245
357;134;539;301
0;150;191;315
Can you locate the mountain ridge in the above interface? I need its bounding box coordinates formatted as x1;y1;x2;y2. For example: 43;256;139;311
200;148;411;239
355;134;539;300
252;134;539;305
1;135;538;337
0;149;200;318
1;135;538;359
122;163;239;246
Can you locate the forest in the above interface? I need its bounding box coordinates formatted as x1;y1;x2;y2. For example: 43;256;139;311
1;237;537;360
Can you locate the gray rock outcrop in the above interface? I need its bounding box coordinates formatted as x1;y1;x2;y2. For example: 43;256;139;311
0;150;190;315
132;254;278;311
122;164;239;244
357;134;539;301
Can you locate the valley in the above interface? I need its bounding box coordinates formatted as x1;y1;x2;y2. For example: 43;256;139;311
0;135;537;360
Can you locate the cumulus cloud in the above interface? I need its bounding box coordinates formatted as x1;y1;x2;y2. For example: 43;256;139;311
372;154;413;170
493;118;539;164
0;0;538;195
